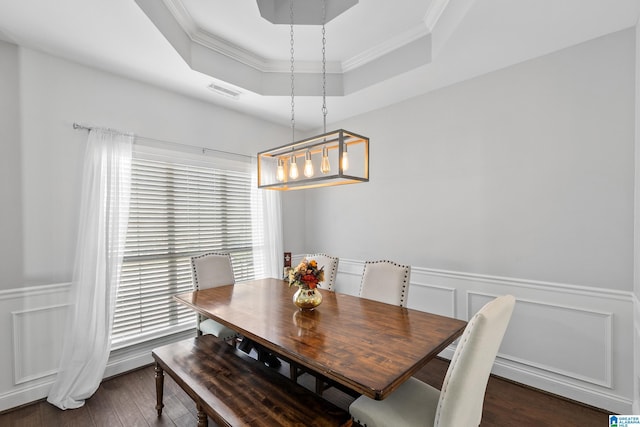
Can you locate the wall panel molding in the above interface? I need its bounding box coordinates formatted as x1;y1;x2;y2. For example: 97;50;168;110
0;282;71;301
327;257;629;300
467;291;613;388
12;304;71;384
407;279;457;318
320;256;633;413
0;283;72;412
411;265;630;301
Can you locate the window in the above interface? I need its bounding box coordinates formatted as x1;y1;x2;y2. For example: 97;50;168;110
111;146;265;348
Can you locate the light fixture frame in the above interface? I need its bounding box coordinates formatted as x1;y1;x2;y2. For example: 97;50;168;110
258;129;369;191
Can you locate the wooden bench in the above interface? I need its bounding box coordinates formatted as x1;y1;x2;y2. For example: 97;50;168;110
152;335;352;427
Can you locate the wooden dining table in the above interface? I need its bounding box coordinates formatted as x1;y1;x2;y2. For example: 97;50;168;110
173;278;467;400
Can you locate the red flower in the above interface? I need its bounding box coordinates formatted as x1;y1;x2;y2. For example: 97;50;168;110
302;274;319;284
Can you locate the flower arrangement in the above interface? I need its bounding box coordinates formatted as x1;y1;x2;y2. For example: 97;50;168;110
288;258;325;290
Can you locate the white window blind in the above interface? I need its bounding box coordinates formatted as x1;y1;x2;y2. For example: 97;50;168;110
112;148;264;347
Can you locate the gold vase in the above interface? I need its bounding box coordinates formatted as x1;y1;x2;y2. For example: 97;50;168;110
293;287;322;310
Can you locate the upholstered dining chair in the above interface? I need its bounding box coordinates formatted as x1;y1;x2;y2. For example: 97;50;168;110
349;294;516;427
359;260;411;307
190;252;238;344
305;253;339;291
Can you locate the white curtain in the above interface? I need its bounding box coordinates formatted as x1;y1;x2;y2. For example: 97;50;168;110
47;128;133;410
262;189;283;278
252;157;283;278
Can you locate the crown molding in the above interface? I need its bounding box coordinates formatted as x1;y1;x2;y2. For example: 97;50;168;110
164;0;432;75
192;27;343;74
191;27;270;71
424;0;452;32
162;0;198;35
342;24;430;72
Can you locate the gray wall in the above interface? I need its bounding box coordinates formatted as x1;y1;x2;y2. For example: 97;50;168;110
634;22;640;414
0;41;22;289
635;23;640;301
1;45;290;290
290;28;636;291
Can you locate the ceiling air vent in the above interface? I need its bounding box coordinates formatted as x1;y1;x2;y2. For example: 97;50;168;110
208;83;241;100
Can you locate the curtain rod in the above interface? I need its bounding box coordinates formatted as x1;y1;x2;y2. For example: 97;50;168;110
72;122;254;159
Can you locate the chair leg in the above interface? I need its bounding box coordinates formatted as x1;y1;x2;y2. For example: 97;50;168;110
237;337;248;352
154;363;164;416
315;377;325;395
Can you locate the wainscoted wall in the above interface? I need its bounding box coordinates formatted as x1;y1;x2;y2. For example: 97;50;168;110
295;255;634;414
1;261;633;413
0;283;194;412
0;284;71;412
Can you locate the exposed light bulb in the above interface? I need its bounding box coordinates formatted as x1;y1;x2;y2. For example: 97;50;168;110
276;158;285;182
289;154;299;179
303;150;314;178
341;144;349;171
320;146;330;174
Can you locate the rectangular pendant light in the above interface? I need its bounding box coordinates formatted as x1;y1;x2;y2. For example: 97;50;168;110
257;129;369;191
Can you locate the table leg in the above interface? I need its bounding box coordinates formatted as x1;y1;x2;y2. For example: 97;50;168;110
154;363;164;416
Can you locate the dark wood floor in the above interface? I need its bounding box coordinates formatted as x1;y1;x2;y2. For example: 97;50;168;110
0;356;610;427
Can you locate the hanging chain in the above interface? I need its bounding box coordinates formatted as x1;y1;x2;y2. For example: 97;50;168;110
290;0;295;143
321;0;328;134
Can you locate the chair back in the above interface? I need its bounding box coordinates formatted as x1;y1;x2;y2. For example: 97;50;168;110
359;260;411;307
191;252;235;290
434;295;515;427
306;253;339;291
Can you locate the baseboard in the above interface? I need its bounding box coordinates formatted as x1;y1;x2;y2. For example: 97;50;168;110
0;381;54;414
0;328;195;412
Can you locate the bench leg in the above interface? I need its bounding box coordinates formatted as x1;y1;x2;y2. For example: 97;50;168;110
154;363;165;416
315;377;325;395
196;403;208;427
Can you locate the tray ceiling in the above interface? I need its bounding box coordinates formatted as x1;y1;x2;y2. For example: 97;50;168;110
0;0;638;130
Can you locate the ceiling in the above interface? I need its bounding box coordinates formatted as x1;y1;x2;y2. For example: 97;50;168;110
0;0;639;131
